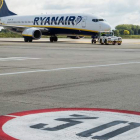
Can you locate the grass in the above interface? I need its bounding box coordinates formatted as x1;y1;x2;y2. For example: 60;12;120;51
0;32;22;38
120;35;140;39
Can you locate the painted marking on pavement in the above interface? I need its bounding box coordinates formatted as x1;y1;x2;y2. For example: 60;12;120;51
4;115;20;118
0;108;140;140
0;61;140;76
0;57;40;61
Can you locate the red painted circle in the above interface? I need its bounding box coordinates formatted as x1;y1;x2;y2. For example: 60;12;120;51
1;108;140;140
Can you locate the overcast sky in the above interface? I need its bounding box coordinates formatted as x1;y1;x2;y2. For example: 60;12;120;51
6;0;140;29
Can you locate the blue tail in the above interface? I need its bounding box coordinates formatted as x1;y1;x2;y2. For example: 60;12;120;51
0;0;16;17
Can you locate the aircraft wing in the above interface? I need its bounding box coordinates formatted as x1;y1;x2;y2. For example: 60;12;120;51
0;24;49;32
1;24;26;28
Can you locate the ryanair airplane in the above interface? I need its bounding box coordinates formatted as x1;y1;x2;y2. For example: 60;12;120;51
0;0;111;43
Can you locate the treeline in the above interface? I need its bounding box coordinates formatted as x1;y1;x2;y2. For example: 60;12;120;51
114;24;140;36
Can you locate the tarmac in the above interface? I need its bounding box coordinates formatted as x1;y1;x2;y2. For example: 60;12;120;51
0;38;140;116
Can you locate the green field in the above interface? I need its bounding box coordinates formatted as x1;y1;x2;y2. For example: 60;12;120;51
0;32;22;38
120;35;140;39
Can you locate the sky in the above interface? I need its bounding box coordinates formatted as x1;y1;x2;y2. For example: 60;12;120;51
6;0;140;29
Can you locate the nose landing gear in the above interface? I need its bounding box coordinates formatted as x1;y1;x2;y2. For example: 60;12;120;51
91;35;98;44
92;39;97;44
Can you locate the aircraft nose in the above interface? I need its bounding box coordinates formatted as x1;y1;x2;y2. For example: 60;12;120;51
103;22;112;31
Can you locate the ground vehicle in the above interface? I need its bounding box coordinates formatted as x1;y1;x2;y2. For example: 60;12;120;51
92;31;122;45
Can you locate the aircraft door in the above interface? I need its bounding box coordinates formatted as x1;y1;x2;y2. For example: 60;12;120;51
99;23;102;31
82;16;87;28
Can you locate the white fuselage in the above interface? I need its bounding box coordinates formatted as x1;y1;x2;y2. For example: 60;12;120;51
1;13;111;37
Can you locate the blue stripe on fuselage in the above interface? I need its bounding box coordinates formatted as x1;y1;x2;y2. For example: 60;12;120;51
42;27;98;36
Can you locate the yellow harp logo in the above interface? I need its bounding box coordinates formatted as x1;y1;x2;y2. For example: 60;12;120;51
0;0;3;9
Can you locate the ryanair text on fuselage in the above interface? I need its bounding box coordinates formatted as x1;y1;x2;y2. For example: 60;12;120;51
34;16;83;26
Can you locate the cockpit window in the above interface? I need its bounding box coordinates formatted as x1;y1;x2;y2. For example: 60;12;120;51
99;19;104;21
92;19;98;22
92;19;104;22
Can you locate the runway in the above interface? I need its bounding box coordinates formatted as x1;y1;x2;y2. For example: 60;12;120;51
1;38;140;116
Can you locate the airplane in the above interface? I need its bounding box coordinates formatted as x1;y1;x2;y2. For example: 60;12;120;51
0;0;111;43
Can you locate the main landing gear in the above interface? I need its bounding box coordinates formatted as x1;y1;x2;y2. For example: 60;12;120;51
24;38;33;42
50;36;58;42
92;38;97;44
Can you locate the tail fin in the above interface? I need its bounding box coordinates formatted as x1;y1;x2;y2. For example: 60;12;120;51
0;0;16;17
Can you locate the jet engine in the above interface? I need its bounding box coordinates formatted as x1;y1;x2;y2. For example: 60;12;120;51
22;28;42;40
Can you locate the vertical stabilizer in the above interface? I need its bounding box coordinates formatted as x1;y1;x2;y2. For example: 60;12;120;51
0;0;16;17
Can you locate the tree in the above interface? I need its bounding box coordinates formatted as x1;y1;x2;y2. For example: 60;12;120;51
138;29;140;35
135;26;139;35
115;24;140;35
114;30;120;36
124;30;130;35
129;29;134;35
119;29;124;35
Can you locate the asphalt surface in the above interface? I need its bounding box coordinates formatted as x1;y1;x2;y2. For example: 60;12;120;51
0;38;140;116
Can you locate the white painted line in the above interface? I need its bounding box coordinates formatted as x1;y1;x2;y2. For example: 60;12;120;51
4;115;19;118
0;57;40;61
0;61;140;76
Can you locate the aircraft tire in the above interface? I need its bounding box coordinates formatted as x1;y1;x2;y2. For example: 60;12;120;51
24;38;29;42
92;39;96;44
54;37;58;42
29;39;33;42
50;37;54;42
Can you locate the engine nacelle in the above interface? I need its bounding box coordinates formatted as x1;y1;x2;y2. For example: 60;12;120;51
67;36;84;39
22;28;42;40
